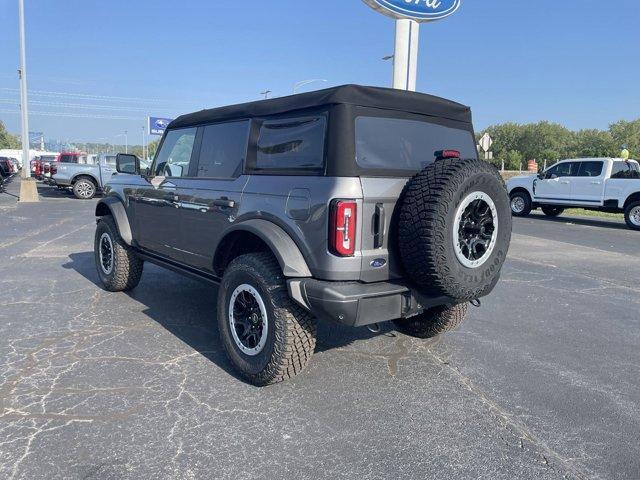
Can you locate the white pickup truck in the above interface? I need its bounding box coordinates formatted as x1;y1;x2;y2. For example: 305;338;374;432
507;158;640;230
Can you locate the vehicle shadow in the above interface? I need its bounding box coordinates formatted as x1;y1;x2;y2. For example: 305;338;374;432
530;212;628;231
63;251;380;380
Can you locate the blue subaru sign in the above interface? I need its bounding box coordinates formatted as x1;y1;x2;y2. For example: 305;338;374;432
363;0;461;22
148;117;174;136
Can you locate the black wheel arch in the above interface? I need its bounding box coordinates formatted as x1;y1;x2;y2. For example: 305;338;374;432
624;192;640;209
213;219;312;279
509;187;532;200
95;197;133;245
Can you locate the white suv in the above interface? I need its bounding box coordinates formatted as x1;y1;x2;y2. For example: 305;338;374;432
507;158;640;230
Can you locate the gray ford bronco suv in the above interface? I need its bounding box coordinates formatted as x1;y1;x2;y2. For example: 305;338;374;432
94;85;511;385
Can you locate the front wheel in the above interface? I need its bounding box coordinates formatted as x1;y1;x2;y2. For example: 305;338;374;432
217;252;317;386
94;216;143;291
624;201;640;231
541;205;564;217
510;191;532;217
394;303;468;339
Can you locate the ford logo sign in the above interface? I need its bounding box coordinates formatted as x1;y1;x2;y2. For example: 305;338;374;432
363;0;461;22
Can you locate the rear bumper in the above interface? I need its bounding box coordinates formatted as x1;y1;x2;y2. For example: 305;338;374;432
287;278;455;327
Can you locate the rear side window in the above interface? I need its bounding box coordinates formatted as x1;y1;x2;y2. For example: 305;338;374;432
59;155;77;163
611;161;640;179
355;117;477;172
576;161;603;177
256;116;326;172
197;121;250;178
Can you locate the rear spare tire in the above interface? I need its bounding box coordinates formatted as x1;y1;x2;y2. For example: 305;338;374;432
398;158;511;301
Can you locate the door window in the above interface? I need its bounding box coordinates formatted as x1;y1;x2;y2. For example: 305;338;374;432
545;162;576;178
576;161;603;177
611;161;640;179
196;121;250;178
153;128;197;177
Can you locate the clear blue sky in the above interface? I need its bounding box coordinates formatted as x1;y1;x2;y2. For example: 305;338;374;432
0;0;638;143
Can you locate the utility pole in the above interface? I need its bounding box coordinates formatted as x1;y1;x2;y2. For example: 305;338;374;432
141;126;146;160
260;90;272;99
17;0;38;201
124;130;128;154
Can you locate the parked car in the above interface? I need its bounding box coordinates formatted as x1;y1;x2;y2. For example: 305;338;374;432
93;85;512;385
51;152;118;199
507;158;640;230
32;154;58;179
0;157;14;177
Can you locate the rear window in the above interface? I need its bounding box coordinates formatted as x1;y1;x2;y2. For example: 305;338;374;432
355;116;477;172
104;156;117;166
256;116;326;172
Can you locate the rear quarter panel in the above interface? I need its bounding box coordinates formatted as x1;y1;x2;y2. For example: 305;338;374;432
240;175;363;281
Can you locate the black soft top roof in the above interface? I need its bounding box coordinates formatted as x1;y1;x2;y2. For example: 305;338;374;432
169;84;472;129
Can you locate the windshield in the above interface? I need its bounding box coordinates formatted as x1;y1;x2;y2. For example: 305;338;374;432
355;116;477;172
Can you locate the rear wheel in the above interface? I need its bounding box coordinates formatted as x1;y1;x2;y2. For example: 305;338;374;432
73;177;97;199
541;205;564;217
624;201;640;231
394;303;468;339
218;252;317;386
510;191;532;217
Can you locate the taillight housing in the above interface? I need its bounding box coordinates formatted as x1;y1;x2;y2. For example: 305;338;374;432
329;200;357;257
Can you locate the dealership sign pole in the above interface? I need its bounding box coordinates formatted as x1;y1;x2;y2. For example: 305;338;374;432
362;0;462;91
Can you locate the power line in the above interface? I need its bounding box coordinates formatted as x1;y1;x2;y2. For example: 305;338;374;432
0;98;151;112
0;109;143;120
0;87;181;104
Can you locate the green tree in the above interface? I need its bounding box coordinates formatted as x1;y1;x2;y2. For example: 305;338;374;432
501;150;524;170
0;121;20;149
609;119;640;158
572;129;617;157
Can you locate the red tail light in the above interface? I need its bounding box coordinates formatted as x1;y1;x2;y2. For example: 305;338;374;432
329;200;357;256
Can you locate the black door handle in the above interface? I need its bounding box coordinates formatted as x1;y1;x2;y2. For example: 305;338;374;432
213;198;235;208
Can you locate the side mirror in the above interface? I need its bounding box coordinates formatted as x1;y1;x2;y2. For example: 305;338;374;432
116;153;139;175
537;172;545;180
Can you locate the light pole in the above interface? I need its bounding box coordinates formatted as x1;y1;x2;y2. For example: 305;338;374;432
141;126;146;160
17;0;38;201
293;79;327;94
113;133;127;153
260;89;272;99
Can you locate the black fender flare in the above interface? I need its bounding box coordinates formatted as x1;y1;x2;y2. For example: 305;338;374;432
220;219;312;278
95;197;133;245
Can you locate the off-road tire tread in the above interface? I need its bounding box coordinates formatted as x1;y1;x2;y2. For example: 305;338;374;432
95;216;143;291
220;252;317;386
394;303;468;339
399;158;508;300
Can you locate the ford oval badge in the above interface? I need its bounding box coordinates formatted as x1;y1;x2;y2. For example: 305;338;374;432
370;258;387;268
363;0;462;22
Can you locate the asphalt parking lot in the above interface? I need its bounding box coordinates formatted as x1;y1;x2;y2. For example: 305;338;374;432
1;177;638;480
